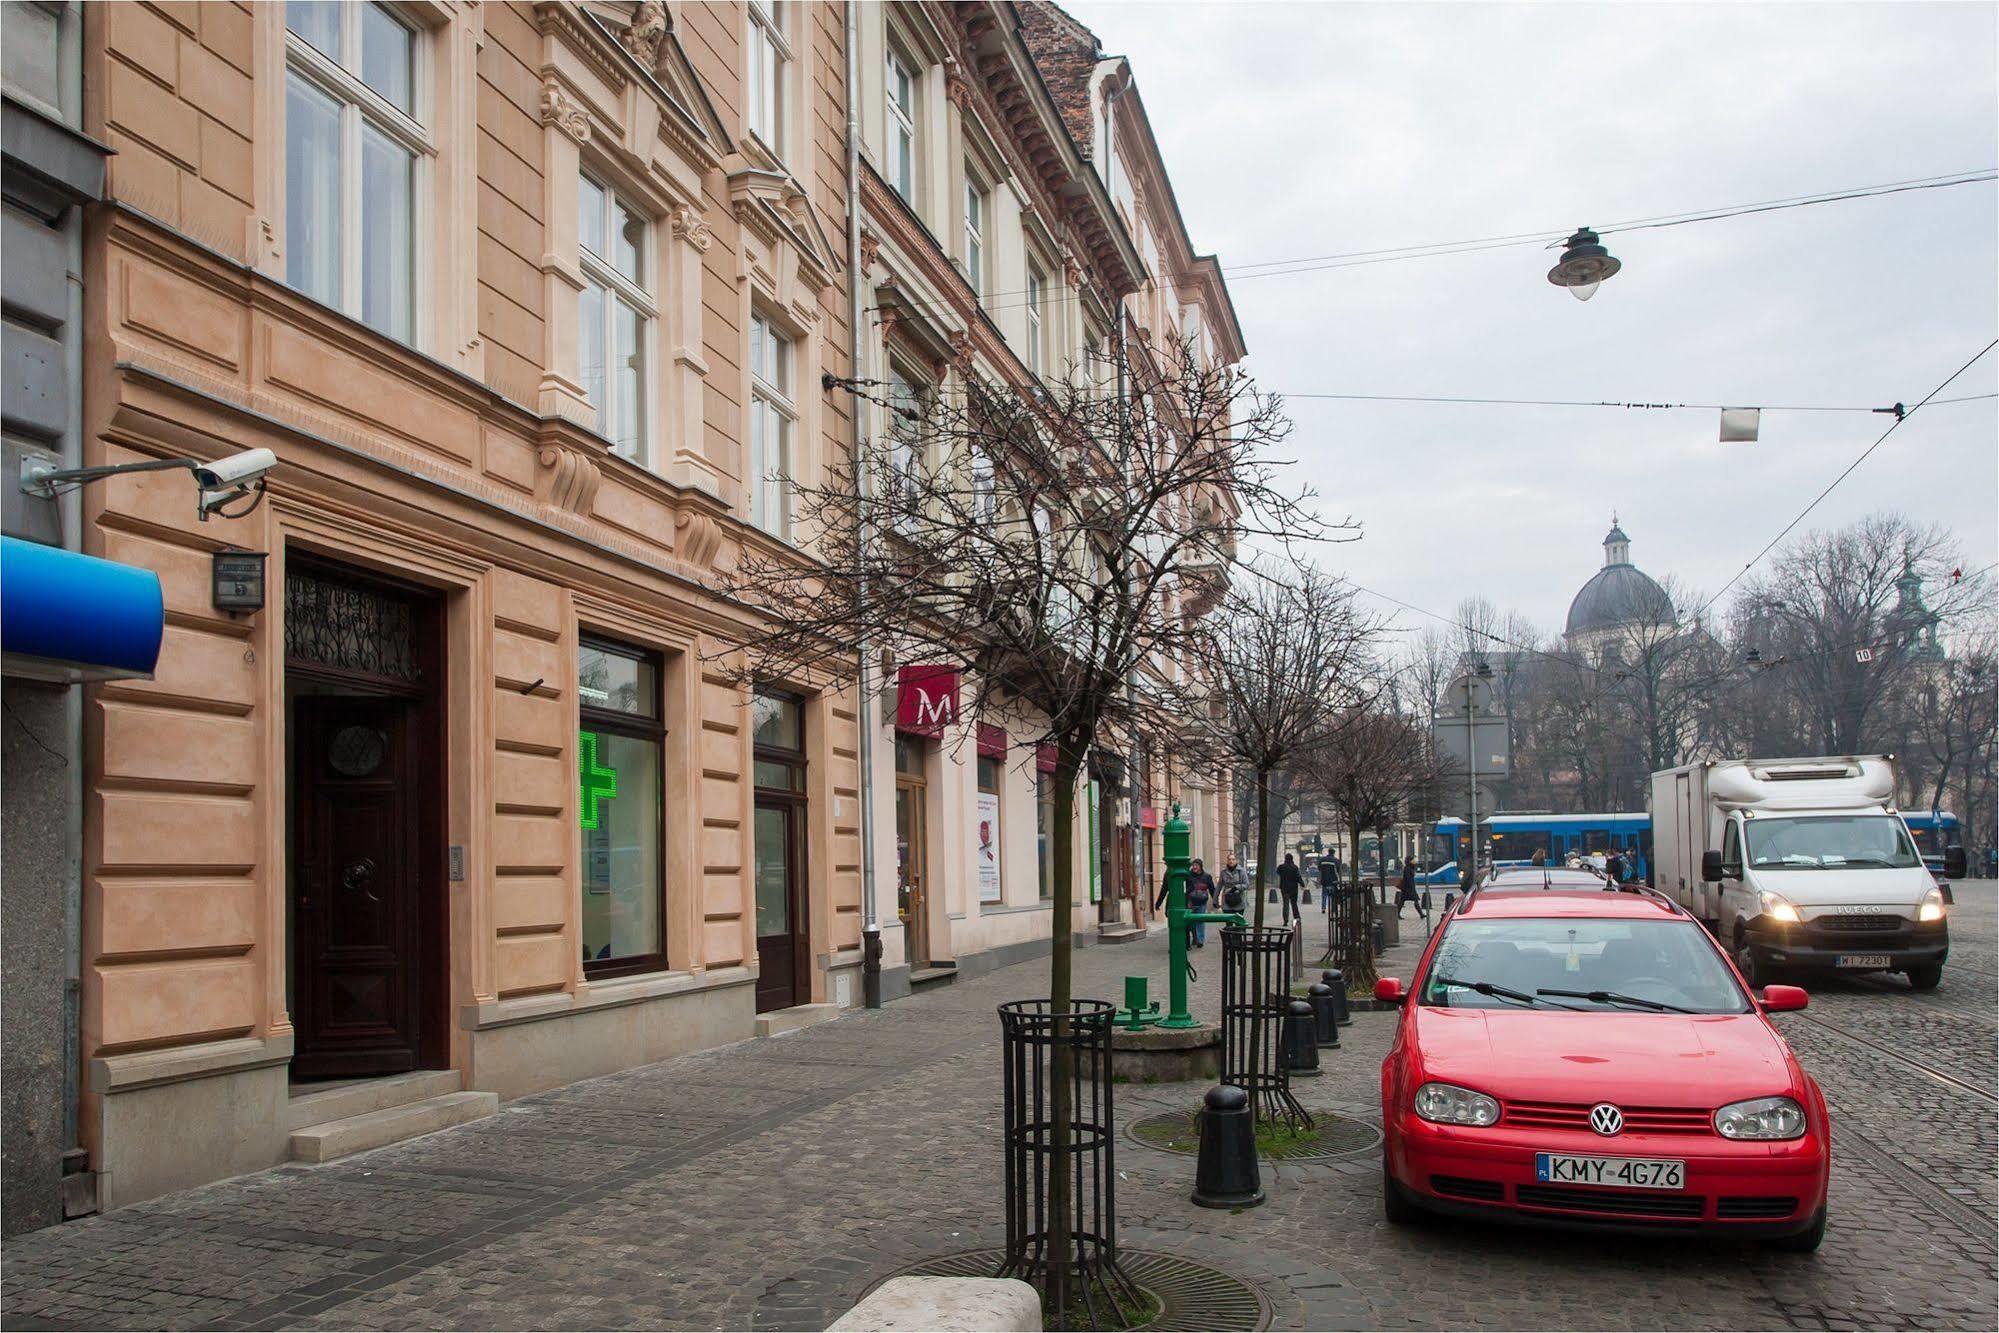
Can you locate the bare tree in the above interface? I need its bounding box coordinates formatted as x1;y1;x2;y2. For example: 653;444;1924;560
1302;706;1443;987
717;337;1329;1317
1194;567;1381;926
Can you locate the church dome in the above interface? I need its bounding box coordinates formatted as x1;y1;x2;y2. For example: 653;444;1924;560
1565;521;1674;638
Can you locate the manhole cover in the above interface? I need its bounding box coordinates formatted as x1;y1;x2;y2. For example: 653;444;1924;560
878;1247;1267;1332
1126;1108;1381;1161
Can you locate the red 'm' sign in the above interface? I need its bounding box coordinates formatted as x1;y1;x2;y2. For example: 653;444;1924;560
895;665;960;736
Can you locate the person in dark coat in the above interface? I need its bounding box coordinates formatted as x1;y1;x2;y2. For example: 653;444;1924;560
1276;854;1303;924
1395;857;1420;918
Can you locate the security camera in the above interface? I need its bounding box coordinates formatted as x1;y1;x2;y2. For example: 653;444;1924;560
191;448;277;491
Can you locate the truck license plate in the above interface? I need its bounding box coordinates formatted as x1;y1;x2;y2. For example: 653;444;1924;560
1535;1153;1685;1190
1837;954;1891;968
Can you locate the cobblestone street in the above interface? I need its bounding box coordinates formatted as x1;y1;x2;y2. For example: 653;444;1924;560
5;886;1995;1332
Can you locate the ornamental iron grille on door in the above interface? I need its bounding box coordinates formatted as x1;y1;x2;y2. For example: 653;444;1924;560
285;569;420;682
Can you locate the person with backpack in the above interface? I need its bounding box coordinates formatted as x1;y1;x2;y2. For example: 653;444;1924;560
1154;857;1217;947
1217;855;1248;915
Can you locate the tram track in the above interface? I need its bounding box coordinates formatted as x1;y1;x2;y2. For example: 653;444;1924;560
1781;1007;1997;1104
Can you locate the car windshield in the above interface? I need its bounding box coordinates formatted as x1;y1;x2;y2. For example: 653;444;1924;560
1744;815;1920;870
1419;918;1750;1013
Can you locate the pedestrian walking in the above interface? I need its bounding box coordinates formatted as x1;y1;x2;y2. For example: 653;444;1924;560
1184;860;1217;947
1277;854;1303;924
1530;847;1547;866
1605;849;1627;884
1318;856;1338;913
1394;857;1421;920
1217;855;1248;914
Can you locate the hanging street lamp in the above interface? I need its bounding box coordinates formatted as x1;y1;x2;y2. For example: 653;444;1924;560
1547;226;1622;301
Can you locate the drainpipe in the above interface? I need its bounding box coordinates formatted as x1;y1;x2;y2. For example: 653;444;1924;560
845;0;882;1008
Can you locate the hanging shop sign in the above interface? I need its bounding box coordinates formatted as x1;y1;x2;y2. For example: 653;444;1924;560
0;535;163;682
977;722;1007;759
895;664;959;736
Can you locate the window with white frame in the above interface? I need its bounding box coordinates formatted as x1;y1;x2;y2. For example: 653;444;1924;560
885;47;917;203
285;1;427;342
963;173;986;299
968;446;995;522
749;313;795;539
1025;266;1045;374
747;0;788;157
577;173;651;461
887;365;927;530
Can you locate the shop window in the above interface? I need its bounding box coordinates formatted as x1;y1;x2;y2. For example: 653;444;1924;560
977;754;1002;906
578;638;666;976
1037;770;1055;900
578;173;652;462
285;1;428;343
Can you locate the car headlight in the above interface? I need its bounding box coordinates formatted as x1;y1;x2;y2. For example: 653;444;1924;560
1757;890;1801;924
1919;887;1946;923
1714;1095;1807;1140
1414;1081;1501;1127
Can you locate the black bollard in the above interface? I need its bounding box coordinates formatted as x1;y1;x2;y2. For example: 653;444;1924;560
1321;969;1351;1026
1307;981;1341;1049
1371;917;1386;955
1191;1084;1263;1208
1282;998;1320;1076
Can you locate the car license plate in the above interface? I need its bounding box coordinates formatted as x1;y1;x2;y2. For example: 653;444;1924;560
1535;1153;1685;1190
1837;954;1891;968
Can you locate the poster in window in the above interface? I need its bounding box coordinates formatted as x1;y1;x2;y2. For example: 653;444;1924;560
977;790;1002;904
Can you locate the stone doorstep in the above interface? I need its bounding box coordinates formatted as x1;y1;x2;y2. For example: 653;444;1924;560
287;1091;499;1164
828;1277;1039;1332
283;1069;464;1132
754;1003;842;1039
1097;923;1147;944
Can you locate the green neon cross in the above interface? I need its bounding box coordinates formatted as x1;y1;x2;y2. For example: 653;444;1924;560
579;730;619;830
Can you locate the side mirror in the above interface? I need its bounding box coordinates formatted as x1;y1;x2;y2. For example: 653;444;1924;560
1374;977;1405;1005
1759;984;1808;1012
1944;845;1968;879
1701;850;1725;883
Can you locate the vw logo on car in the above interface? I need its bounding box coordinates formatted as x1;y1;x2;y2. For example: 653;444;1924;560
1589;1103;1624;1135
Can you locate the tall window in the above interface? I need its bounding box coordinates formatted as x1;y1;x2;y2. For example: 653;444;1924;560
749;314;795;539
578;638;666;977
963;175;986;299
888;366;925;529
1025;267;1045;373
285;1;425;342
968;447;995;523
578;173;651;461
1036;770;1055;900
747;0;788;156
977;754;1003;906
886;48;916;202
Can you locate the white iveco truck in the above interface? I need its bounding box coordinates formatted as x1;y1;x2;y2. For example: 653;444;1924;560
1650;756;1951;991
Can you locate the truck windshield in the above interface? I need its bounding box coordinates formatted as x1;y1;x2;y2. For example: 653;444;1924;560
1744;815;1921;870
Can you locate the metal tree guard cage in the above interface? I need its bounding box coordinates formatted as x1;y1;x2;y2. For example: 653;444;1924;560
996;999;1141;1326
1219;926;1313;1129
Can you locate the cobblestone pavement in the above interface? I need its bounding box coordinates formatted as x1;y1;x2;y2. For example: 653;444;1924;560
5;887;1995;1331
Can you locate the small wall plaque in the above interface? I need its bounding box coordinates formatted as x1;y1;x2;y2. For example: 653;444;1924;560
448;845;465;882
211;550;267;613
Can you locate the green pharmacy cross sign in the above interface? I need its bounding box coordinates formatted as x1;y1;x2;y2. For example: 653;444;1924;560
579;730;619;830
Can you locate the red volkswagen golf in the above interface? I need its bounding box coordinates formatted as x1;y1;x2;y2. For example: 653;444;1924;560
1376;878;1830;1249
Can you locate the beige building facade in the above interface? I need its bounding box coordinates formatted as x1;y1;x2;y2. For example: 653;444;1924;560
48;0;1239;1215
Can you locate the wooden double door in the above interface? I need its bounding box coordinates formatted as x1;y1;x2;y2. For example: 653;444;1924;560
286;562;445;1081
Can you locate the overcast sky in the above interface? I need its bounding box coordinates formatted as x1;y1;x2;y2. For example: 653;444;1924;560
1067;0;1998;643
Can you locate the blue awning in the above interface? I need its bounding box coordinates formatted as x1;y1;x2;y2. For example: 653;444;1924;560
2;536;164;682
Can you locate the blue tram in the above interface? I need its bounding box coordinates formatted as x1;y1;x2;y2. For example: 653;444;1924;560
1899;809;1959;875
1415;812;1653;887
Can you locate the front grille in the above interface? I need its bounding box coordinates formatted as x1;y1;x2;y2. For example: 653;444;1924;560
1717;1196;1799;1219
1815;913;1904;932
1515;1185;1703;1219
1504;1100;1712;1135
1431;1174;1504;1202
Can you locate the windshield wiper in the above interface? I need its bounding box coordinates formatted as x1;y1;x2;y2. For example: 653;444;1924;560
1538;988;1693;1014
1429;975;1565;1009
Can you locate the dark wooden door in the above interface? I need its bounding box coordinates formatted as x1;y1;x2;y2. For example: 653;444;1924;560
291;695;422;1079
754;795;806;1012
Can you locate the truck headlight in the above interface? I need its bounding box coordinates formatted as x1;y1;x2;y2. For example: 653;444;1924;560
1919;887;1946;923
1414;1081;1501;1127
1714;1095;1807;1140
1757;890;1801;924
